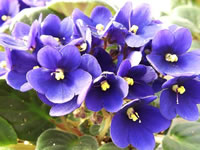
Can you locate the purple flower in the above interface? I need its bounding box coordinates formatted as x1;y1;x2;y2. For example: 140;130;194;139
41;14;74;45
0;0;19;26
6;49;38;91
21;0;51;7
85;72;128;112
147;28;200;76
72;6;112;37
27;45;92;104
0;50;10;76
114;2;162;48
160;76;200;121
110;98;170;150
117;59;157;99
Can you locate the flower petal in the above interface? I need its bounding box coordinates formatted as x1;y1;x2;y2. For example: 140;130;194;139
59;45;81;71
160;89;177;120
50;96;80;116
91;6;112;26
12;22;30;39
38;46;61;69
172;28;192;55
117;59;131;77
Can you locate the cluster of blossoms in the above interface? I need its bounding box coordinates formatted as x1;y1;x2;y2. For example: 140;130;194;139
1;1;200;150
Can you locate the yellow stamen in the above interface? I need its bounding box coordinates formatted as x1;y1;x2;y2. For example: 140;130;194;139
54;68;65;80
54;37;60;42
165;53;178;62
124;77;134;86
0;61;6;69
130;25;139;34
96;24;104;34
101;80;110;91
127;108;141;122
172;84;186;94
1;15;10;21
33;66;40;69
79;42;87;52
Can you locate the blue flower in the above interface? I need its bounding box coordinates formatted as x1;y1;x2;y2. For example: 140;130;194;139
27;45;92;104
114;2;162;48
110;97;171;150
160;76;200;121
117;59;157;99
85;72;128;112
147;28;200;76
0;50;10;76
0;0;19;26
72;6;112;37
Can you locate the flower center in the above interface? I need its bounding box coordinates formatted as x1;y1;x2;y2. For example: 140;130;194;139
33;66;40;69
172;84;186;94
0;61;6;69
101;80;110;91
96;24;104;34
124;77;134;86
165;53;178;62
130;25;139;34
52;68;65;81
79;42;87;52
1;15;10;21
127;108;141;123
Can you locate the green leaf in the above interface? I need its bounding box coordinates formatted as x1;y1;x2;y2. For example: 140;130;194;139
169;5;200;34
36;129;99;150
190;40;200;51
162;122;200;150
89;124;100;136
0;116;17;146
98;143;128;150
0;80;54;143
47;0;116;17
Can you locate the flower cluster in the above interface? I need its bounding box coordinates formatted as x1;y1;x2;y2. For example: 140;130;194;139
1;1;200;150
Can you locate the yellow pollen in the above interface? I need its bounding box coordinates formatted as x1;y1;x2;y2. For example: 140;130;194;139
54;37;60;42
1;15;10;21
127;108;140;122
172;84;186;94
55;69;65;80
101;80;110;91
96;24;104;34
79;42;87;52
165;53;178;62
0;61;6;69
33;66;40;69
124;77;134;86
130;25;139;34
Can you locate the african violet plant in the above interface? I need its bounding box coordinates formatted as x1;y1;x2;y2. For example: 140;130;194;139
0;0;200;150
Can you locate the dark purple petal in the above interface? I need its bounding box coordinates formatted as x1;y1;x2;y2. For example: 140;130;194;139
160;90;176;120
117;59;131;77
137;104;171;133
60;17;74;43
110;111;130;148
127;82;154;99
91;6;112;26
151;29;174;55
6;71;30;91
50;96;79;116
129;124;155;150
12;22;30;39
80;54;102;79
176;95;199;121
10;50;38;73
127;65;146;80
114;1;132;29
130;3;151;30
38;46;61;69
85;86;104;112
59;45;81;72
172;28;192;55
41;14;61;37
